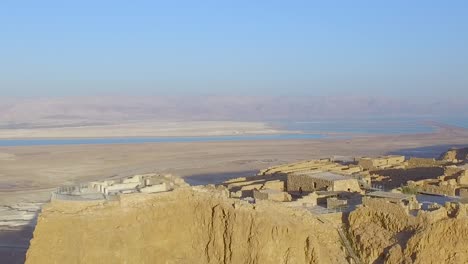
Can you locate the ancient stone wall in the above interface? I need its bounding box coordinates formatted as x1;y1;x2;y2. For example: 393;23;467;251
262;180;285;191
326;198;347;209
386;156;405;165
416;184;456;196
51;192;105;202
358;156;405;170
333;179;361;192
253;190;291;202
358;158;377;170
286;174;332;192
407;157;444;168
371;167;445;189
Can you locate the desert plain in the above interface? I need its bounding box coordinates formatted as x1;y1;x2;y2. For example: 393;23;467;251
0;121;467;263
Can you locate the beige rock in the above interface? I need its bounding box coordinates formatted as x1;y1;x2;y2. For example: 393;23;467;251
26;188;348;264
348;199;468;264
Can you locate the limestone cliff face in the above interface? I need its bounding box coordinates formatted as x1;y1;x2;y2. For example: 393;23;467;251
398;218;468;264
348;199;416;264
26;188;348;264
348;199;468;264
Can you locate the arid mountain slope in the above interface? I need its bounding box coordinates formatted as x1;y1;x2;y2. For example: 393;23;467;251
2;96;468;124
25;188;348;264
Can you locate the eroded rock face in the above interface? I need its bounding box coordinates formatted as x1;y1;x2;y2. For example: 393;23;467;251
440;147;468;162
399;218;468;264
348;199;468;264
348;199;416;264
25;188;348;264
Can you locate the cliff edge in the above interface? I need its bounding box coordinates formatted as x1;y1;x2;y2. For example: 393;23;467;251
25;187;348;264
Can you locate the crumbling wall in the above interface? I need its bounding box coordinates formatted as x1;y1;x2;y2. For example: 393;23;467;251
358;156;405;170
371;167;445;189
253;190;291;202
287;174;331;192
333;179;361;192
416;183;456;196
407;158;445;168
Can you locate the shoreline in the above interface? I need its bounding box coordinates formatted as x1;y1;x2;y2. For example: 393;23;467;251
0;124;461;145
0;131;306;141
0;120;293;140
0;118;463;141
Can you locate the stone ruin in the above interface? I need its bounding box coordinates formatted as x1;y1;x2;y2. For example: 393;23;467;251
52;173;188;201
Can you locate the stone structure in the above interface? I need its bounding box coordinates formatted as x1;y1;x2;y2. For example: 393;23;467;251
223;174;287;199
358;155;405;170
259;158;363;176
253;189;292;202
53;173;187;201
140;182;169;193
288;192;319;207
407;157;445;168
326;197;348;209
406;169;468;197
287;171;361;193
365;191;420;211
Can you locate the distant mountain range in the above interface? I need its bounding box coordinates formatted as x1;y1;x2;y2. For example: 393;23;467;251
0;96;466;124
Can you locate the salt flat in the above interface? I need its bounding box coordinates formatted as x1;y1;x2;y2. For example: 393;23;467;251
0;120;286;139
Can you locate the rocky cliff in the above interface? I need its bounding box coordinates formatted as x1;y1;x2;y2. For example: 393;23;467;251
25;187;348;264
348;199;468;264
440;147;468;162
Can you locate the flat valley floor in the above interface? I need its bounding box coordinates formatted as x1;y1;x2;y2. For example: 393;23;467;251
1;126;468;263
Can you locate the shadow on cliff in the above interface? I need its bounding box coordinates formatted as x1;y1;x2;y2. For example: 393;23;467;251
0;225;34;264
184;170;258;186
372;167;445;190
386;144;468;158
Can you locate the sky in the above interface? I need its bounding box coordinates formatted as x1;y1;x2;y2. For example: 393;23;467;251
1;0;467;97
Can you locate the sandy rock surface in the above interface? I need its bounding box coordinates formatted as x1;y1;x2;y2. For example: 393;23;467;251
26;188;348;264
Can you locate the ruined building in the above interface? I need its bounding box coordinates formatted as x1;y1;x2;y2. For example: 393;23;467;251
287;171;361;193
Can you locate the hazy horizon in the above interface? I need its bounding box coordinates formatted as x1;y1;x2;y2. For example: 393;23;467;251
0;96;467;125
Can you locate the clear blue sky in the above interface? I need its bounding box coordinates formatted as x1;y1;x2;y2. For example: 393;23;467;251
1;0;467;97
